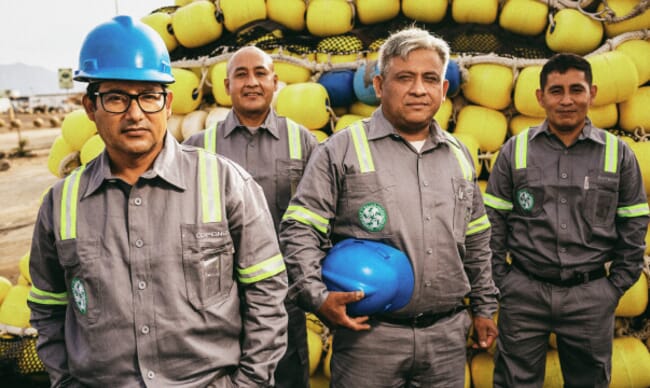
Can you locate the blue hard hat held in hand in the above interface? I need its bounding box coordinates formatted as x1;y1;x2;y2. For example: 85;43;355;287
322;239;415;316
74;15;175;84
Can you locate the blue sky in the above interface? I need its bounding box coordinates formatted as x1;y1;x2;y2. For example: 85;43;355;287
0;0;170;73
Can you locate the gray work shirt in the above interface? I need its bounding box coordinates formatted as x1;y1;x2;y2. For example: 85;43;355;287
279;108;498;318
184;109;318;232
485;120;649;294
28;134;288;387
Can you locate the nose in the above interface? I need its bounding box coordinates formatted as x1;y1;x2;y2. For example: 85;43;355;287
410;75;426;95
124;96;145;119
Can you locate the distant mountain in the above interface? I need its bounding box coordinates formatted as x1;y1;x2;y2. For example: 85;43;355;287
0;63;84;96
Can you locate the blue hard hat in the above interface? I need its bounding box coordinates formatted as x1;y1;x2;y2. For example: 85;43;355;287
322;239;414;316
74;15;174;84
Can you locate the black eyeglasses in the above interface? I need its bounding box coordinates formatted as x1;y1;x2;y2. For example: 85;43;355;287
94;91;167;114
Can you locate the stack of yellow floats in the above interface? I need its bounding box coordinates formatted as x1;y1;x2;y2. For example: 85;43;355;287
48;1;650;386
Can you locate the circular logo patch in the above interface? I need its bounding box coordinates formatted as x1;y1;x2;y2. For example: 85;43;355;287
71;277;88;315
358;202;387;232
516;189;534;212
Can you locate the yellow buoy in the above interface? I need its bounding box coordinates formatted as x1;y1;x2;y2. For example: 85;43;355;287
141;11;178;53
601;0;650;38
310;129;329;143
454;105;508;153
307;327;323;376
610;336;650;388
615;39;650;86
47;135;77;178
618;86;650;133
323;335;333;379
267;0;306;31
167;114;185;142
205;106;231;129
452;0;499;24
588;51;639;106
0;285;31;328
509;115;543;136
210;61;232;107
335;114;364;133
271;47;313;84
549;332;557;349
356;0;400;25
628;141;650;195
0;276;12;305
402;0;448;23
499;0;548;36
462;63;513;110
434;98;453;131
316;35;363;64
544;350;564;387
545;8;603;55
588;103;618;130
170;68;203;115
172;0;223;48
615;272;648;317
220;0;266;32
645;224;650;255
80;134;105;165
349;101;377;117
181;109;208;140
306;0;354;37
470;351;494;388
478;179;488;193
276;83;330;130
514;65;545;118
61;109;97;152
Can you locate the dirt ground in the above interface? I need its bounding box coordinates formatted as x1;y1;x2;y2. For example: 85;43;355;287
0;113;61;282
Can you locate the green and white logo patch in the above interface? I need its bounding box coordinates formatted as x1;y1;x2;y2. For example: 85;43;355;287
516;189;535;212
358;202;387;232
71;277;88;315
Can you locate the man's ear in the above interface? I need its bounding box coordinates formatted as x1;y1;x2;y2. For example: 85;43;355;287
224;78;231;97
372;75;383;99
81;95;97;122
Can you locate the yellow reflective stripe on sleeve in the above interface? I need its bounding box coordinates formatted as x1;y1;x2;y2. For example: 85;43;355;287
603;131;618;173
443;133;473;181
204;123;218;154
237;253;286;284
483;193;513;211
198;150;222;223
287;118;302;160
282;205;329;234
514;128;529;170
466;214;490;236
28;286;68;306
617;203;650;218
60;165;85;240
349;122;375;173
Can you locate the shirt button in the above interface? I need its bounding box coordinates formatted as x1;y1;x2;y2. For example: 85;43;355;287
135;239;144;248
560;198;567;204
147;371;155;379
423;181;429;187
141;325;150;334
425;281;431;287
138;281;147;290
561;172;568;179
560;223;567;229
134;197;142;206
425;216;431;221
426;248;433;254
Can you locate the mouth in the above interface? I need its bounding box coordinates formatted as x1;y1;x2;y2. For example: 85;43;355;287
243;91;263;97
122;127;149;136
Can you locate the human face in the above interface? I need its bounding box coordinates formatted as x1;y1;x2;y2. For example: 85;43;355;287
373;48;449;138
83;80;173;162
536;69;596;136
225;47;278;121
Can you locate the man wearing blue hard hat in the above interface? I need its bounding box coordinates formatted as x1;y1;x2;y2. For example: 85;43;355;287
280;26;499;387
27;15;288;387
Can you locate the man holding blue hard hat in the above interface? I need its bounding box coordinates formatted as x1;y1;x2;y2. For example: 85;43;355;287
279;26;498;388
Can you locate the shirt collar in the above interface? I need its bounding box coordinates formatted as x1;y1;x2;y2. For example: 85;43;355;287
367;108;447;146
82;133;187;199
530;118;603;144
222;109;280;139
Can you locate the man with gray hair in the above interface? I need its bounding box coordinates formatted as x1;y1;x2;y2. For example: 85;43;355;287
279;26;499;387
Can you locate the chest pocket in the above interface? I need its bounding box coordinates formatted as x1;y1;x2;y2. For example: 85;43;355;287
452;177;475;241
276;158;306;212
584;170;619;227
181;223;234;310
338;172;395;238
512;166;545;217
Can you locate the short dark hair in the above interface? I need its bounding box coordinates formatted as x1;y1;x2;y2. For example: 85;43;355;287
539;53;592;90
